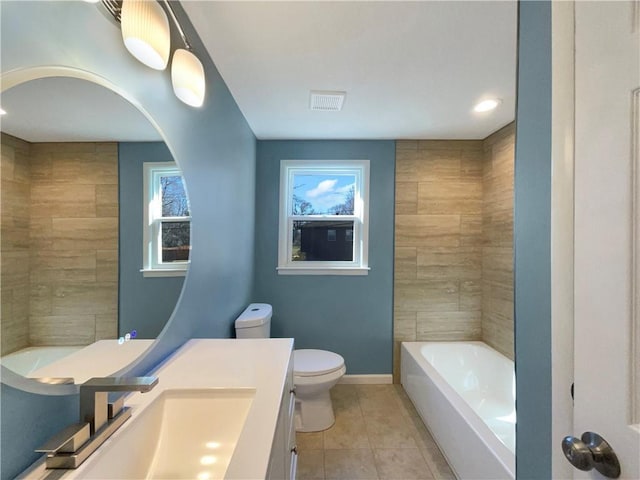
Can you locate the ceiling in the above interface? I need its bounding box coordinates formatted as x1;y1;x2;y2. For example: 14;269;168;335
182;1;517;140
0;77;162;143
0;1;517;143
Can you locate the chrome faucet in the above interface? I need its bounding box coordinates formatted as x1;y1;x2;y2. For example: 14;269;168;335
36;376;158;469
80;376;158;434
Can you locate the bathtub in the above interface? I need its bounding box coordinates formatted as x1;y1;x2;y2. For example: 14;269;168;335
401;341;515;480
1;340;155;383
0;346;83;376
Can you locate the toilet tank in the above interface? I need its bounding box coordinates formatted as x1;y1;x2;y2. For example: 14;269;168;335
235;303;272;338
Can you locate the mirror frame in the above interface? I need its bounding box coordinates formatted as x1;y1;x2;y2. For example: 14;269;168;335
0;66;178;395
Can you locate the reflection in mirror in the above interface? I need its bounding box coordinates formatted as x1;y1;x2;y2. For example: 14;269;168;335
0;77;189;384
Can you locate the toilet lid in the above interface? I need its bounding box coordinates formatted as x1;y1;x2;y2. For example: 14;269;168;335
294;349;345;377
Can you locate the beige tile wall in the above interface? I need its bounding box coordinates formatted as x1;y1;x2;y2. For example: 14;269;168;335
393;125;515;380
393;140;484;380
0;135;119;354
1;134;32;355
481;124;515;359
28;142;119;345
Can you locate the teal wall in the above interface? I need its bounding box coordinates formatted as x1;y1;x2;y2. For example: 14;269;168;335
253;140;396;374
118;142;185;339
0;2;256;478
514;1;552;478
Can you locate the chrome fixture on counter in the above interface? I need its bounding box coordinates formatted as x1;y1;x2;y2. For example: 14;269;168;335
36;376;158;469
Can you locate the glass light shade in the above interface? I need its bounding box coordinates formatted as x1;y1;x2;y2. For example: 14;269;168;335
121;0;170;71
171;49;206;107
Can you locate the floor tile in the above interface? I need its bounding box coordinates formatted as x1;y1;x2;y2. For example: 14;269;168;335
373;448;434;479
332;387;364;418
295;384;455;480
298;431;324;450
420;447;456;480
324;414;371;449
406;419;438;451
297;448;325;479
324;448;379;479
364;413;418;449
357;385;404;416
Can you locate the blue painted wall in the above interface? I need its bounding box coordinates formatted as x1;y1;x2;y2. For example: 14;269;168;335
0;2;256;478
253;140;395;374
0;384;78;474
118;142;185;339
514;1;552;478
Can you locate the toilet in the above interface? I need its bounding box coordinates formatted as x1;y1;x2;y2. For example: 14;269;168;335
235;303;346;432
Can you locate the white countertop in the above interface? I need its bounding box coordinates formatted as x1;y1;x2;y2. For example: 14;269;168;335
20;338;294;480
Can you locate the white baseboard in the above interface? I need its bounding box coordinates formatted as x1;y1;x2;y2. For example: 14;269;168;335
338;374;393;384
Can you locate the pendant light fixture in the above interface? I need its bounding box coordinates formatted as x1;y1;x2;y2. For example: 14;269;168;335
121;0;170;71
97;0;206;107
162;1;206;107
171;48;205;107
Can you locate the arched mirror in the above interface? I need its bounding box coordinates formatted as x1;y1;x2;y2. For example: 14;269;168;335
0;76;190;386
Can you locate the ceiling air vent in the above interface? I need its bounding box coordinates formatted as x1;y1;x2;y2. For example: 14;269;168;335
309;91;346;112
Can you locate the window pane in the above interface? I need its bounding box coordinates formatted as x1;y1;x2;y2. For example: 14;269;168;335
292;173;355;215
161;221;190;262
161;175;190;217
292;220;354;261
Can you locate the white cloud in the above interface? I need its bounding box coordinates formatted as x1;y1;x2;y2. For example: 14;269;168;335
306;179;338;198
336;183;355;194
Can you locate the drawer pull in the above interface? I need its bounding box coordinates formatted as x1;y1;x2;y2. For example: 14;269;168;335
291;446;298;455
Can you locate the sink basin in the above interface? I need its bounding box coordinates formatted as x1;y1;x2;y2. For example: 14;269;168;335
73;388;255;479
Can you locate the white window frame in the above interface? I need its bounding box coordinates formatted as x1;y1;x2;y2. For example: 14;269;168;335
142;162;191;277
277;159;370;275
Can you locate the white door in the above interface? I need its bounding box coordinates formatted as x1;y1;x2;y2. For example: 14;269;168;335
571;1;640;478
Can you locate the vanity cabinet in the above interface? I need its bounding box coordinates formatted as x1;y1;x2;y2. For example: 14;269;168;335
268;350;297;480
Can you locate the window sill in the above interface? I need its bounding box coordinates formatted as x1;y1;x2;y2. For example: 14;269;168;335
140;268;187;278
276;266;370;276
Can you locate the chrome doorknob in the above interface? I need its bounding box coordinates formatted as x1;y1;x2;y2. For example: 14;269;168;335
561;432;621;478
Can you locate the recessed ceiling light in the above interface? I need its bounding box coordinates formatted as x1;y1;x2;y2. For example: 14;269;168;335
474;98;502;113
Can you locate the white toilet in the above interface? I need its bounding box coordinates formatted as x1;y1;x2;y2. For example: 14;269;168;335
235;303;346;432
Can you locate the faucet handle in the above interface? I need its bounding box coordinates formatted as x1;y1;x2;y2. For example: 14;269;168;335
35;423;90;455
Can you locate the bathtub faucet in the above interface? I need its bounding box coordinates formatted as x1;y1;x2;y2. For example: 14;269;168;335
36;376;158;470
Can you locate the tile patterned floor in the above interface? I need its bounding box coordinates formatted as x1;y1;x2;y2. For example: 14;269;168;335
296;384;456;480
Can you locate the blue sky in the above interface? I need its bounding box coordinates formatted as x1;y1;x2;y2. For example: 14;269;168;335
293;174;355;213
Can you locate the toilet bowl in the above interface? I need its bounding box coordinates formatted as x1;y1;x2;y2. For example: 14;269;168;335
293;349;346;432
234;304;346;433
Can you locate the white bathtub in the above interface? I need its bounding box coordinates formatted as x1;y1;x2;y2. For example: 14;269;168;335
401;341;515;480
1;340;155;384
0;346;83;376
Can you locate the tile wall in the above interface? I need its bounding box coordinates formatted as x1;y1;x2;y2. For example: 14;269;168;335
0;134;119;353
1;134;32;355
481;124;515;359
393;125;515;380
394;140;484;380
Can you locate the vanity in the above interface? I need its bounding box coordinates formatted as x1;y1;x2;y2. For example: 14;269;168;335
18;339;297;480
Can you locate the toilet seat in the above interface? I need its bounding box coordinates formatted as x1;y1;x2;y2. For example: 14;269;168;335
294;349;344;377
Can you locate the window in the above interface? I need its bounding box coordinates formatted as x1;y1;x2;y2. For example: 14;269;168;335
278;160;370;275
143;162;191;276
